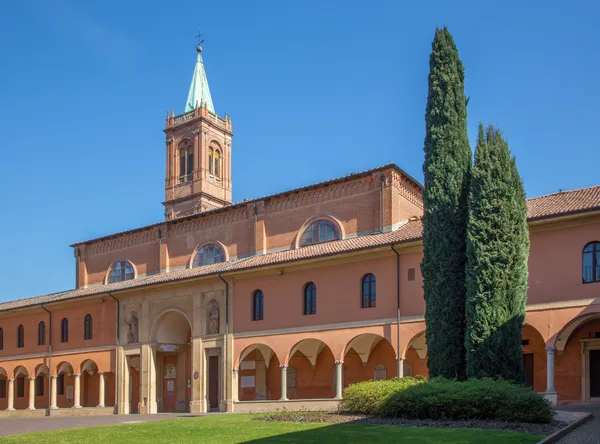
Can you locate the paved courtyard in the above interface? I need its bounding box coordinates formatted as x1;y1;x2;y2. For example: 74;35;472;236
0;413;200;437
557;404;600;444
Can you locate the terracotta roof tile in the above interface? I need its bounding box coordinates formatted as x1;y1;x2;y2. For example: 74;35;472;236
526;185;600;220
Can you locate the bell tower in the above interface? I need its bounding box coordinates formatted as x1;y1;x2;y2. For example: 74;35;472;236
163;45;233;220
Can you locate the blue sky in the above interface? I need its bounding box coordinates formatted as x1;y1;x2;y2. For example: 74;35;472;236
0;0;598;302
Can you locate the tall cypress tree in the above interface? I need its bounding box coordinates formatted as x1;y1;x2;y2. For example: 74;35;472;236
422;27;471;379
465;124;529;382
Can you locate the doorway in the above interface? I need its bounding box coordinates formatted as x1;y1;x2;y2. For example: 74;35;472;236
523;353;534;389
162;355;178;412
208;356;219;411
590;349;600;398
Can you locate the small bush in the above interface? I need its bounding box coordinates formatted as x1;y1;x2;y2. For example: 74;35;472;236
341;377;555;423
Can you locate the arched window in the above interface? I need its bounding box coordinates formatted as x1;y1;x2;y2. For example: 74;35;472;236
583;242;600;284
214;149;221;178
61;318;69;343
179;141;193;184
193;243;225;267
208;148;214;175
107;260;135;284
361;274;376;308
300;220;340;247
17;325;24;348
303;282;317;315
252;290;264;321
38;321;46;346
84;314;93;340
0;327;3;350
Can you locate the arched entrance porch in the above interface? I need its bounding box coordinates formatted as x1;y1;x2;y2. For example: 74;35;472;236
152;309;192;413
343;334;397;387
283;339;336;400
402;331;428;377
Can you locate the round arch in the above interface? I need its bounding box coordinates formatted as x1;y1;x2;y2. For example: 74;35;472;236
35;364;50;377
402;330;426;360
81;359;98;375
103;258;137;285
343;333;397;363
56;361;74;376
188;240;229;268
294;214;345;249
0;367;7;378
286;338;333;367
13;365;28;378
150;308;192;344
237;343;279;369
554;312;600;352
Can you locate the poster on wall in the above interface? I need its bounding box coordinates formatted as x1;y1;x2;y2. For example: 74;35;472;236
66;386;74;400
240;376;255;388
167;380;175;392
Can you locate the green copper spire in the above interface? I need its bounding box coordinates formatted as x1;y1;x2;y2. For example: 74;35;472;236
185;46;215;114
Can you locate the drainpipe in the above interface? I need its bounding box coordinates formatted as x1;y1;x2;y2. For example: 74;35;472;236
217;273;229;409
380;172;385;233
391;245;402;377
41;305;52;411
108;294;120;412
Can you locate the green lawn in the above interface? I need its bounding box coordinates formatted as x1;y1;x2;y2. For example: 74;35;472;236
2;414;543;444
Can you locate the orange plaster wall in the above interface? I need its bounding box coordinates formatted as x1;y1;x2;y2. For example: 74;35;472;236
234;256;397;334
528;221;600;305
288;348;336;400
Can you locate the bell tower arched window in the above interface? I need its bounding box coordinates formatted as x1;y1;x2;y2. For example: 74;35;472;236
214;149;221;178
179;141;193;184
583;242;600;284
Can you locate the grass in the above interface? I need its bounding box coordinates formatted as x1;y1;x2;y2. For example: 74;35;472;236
1;414;543;444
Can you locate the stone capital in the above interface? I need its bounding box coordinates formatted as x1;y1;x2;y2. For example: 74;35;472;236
334;360;343;365
279;364;288;370
73;373;81;378
28;377;35;381
545;346;555;354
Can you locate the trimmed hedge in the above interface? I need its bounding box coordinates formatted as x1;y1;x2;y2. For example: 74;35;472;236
341;377;555;423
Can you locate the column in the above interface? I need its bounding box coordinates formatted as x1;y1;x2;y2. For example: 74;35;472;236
27;377;36;410
98;372;106;408
334;361;343;400
50;376;58;409
189;337;204;414
232;368;239;403
73;374;82;408
397;357;404;378
544;346;558;405
279;365;288;401
6;379;15;411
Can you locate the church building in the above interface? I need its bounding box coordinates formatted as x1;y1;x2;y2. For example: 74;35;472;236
0;46;599;417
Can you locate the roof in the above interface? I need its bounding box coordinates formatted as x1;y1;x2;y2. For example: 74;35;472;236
526;185;600;220
0;220;423;313
185;48;215;114
71;163;423;246
4;184;599;314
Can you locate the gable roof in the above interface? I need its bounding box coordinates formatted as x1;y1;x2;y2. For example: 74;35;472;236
2;183;599;314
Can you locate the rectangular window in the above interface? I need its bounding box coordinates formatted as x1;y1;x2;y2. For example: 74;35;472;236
0;379;6;398
35;375;44;397
16;377;25;398
408;268;416;281
57;374;65;396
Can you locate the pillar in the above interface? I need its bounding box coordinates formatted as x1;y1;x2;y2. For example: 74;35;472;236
140;344;157;414
98;372;106;408
334;360;343;400
232;368;239;403
73;373;82;408
117;351;131;415
50;376;58;409
26;377;36;410
544;346;558;405
279;365;288;401
397;357;404;378
6;379;15;411
189;337;204;414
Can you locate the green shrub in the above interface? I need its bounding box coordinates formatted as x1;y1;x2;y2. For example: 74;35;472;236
341;378;555;423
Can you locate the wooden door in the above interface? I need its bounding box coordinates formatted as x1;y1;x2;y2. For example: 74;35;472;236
523;353;534;389
590;350;600;398
163;356;178;412
130;367;139;414
208;356;219;410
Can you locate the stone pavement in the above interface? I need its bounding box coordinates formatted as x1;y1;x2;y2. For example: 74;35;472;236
0;413;200;436
557;404;600;443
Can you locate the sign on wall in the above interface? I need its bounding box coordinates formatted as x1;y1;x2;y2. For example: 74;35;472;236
240;376;255;388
